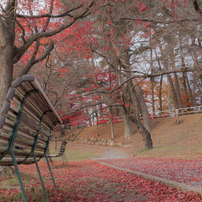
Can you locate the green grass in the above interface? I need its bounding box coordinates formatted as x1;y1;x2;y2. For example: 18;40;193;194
48;143;101;161
0;177;19;188
134;143;202;159
0;173;47;202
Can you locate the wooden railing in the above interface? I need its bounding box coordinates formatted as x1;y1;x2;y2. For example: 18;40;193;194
148;105;202;119
96;105;202;124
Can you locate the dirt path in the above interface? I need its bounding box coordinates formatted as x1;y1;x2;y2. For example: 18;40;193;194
69;143;202;196
95;147;130;159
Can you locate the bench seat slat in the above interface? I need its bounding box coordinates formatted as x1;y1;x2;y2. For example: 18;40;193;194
1;103;50;138
8;89;53;130
21;81;61;125
0;121;48;148
0;157;41;165
10;75;62;124
19;113;51;137
29;78;62;123
14;86;56;127
0;146;43;157
0;133;33;148
25;94;54;127
9;91;52;128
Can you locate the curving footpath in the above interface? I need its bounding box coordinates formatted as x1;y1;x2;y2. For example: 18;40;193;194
92;146;202;196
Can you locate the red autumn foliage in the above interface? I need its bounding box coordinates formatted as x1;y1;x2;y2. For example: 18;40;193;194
0;160;201;201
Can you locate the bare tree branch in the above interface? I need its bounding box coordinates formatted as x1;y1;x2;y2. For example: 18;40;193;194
16;20;26;44
162;7;202;41
193;0;202;15
17;41;54;77
16;3;83;19
120;17;200;24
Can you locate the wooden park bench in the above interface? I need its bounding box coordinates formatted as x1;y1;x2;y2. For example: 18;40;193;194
47;140;68;166
0;75;62;202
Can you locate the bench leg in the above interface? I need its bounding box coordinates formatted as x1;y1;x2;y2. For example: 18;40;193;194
33;153;47;200
45;153;57;189
62;154;68;166
10;148;28;202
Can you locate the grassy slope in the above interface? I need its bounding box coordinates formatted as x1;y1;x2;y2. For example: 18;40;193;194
63;113;202;159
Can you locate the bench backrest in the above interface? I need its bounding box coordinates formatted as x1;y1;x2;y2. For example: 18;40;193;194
48;140;67;158
0;75;62;165
57;140;67;157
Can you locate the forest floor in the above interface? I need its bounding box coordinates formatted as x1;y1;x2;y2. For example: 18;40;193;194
1;113;202;201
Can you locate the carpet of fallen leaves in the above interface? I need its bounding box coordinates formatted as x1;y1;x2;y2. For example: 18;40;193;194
0;160;202;201
100;157;202;188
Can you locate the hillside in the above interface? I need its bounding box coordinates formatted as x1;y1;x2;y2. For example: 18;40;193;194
62;113;202;159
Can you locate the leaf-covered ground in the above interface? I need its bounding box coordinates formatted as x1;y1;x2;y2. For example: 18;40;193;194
0;160;202;201
100;157;202;188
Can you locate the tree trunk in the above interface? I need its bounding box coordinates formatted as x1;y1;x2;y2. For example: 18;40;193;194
158;44;178;109
155;49;163;114
99;104;103;117
192;72;197;106
59;125;66;137
185;73;196;106
0;0;16;175
180;44;190;107
115;107;119;117
151;70;155;114
128;80;153;149
191;36;198;106
95;112;99;129
120;110;133;140
159;75;163;113
166;74;179;109
150;47;155;115
182;72;190;106
169;49;183;108
174;73;183;108
109;107;114;139
0;18;15;110
133;79;152;131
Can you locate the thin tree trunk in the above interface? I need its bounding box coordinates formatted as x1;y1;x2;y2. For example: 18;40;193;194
109;107;114;139
133;79;152;131
191;36;197;106
182;72;189;106
169;49;183;108
116;64;134;140
155;49;163;114
108;69;115;138
120;110;133;140
128;80;153;149
166;74;179;109
192;72;197;106
174;73;183;108
158;44;178;109
99;105;103;117
185;73;195;106
95;112;99;129
150;46;155;114
121;85;133;140
179;41;190;107
115;108;119;117
151;75;155;114
159;75;163;113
